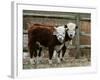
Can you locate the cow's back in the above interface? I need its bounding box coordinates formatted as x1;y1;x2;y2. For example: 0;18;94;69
28;24;55;47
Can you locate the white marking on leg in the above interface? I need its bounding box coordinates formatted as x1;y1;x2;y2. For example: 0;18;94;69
61;57;65;61
53;50;57;59
69;40;72;45
38;56;42;63
49;60;52;64
30;58;36;65
36;56;39;64
57;57;61;64
38;56;42;61
60;51;62;59
66;49;70;57
37;50;39;54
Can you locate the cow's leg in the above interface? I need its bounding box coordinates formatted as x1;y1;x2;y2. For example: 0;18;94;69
53;50;57;59
48;47;54;64
33;46;38;64
37;47;42;64
29;44;36;65
57;51;60;63
28;39;34;64
61;45;66;61
29;41;38;65
57;51;62;63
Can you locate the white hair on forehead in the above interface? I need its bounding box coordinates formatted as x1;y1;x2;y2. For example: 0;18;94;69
67;23;76;30
53;25;65;43
56;26;65;33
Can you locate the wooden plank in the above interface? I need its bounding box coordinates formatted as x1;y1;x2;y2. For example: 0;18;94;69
80;45;91;48
80;32;90;36
67;45;90;49
23;15;76;20
23;11;90;21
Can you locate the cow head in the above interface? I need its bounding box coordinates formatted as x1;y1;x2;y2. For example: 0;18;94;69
53;26;66;43
65;23;78;39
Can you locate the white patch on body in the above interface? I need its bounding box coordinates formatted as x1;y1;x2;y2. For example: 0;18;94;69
55;44;64;52
36;41;44;48
67;23;76;38
53;26;65;43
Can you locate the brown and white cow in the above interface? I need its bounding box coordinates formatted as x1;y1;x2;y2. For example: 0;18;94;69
28;23;77;64
56;23;78;63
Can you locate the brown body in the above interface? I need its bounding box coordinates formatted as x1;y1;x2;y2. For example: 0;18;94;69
28;24;63;62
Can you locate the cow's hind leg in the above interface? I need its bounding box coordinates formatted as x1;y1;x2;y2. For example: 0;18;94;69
48;47;54;64
29;45;36;65
37;47;42;64
29;42;38;65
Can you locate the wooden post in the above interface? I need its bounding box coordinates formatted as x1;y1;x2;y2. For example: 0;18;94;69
75;14;81;59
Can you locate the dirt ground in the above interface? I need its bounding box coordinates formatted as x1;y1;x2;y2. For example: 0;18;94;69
23;51;90;69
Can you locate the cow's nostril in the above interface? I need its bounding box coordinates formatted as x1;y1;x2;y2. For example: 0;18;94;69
70;34;72;37
59;38;62;40
59;37;63;42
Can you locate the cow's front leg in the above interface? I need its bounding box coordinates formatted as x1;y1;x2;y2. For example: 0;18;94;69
61;45;66;61
48;47;54;64
57;51;62;64
37;47;42;64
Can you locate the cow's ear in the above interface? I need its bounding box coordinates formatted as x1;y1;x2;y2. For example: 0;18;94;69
76;26;78;29
64;25;68;31
53;27;58;35
64;25;67;28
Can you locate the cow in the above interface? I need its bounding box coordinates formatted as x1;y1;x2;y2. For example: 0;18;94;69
56;23;78;63
28;23;78;64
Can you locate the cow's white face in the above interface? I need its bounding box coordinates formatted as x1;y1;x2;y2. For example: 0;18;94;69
66;23;77;38
53;26;65;43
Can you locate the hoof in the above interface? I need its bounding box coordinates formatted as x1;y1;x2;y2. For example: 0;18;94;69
30;58;36;65
57;58;61;64
49;60;52;64
61;58;65;62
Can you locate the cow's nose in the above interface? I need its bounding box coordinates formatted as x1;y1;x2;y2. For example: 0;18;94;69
70;34;72;37
59;37;62;41
59;37;63;43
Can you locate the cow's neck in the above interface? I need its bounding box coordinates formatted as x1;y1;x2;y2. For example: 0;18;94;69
53;35;63;45
65;32;72;41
